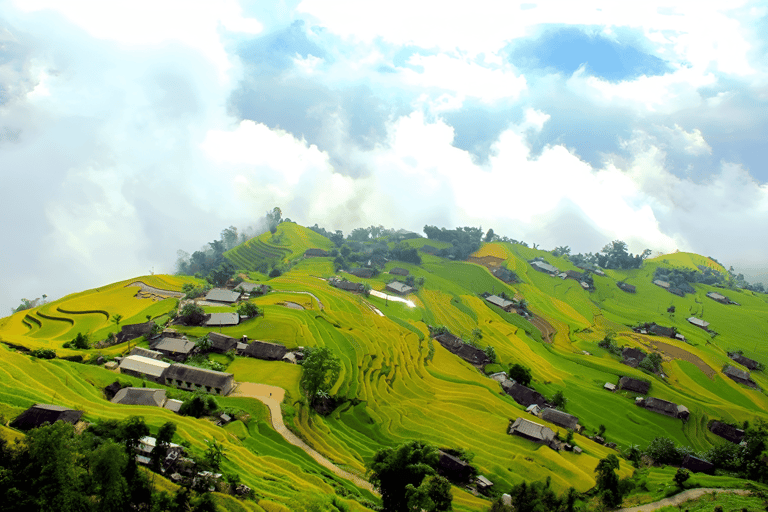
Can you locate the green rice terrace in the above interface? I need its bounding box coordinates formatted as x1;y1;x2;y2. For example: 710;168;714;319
2;221;768;511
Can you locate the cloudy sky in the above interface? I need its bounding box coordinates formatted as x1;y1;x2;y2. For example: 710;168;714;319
1;1;767;312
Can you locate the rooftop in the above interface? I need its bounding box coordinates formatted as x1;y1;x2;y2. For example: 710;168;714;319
119;355;171;378
204;288;242;303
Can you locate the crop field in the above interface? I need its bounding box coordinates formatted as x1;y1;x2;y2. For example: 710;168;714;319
2;226;767;510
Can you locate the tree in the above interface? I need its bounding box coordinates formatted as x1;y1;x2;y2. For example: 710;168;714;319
484;346;497;363
508;364;532;386
119;416;150;454
112;313;123;327
72;332;90;349
90;440;129;511
179;303;206;326
237;301;261;318
220;225;239;251
673;467;690;488
207;261;235;287
152;422;177;472
203;438;225;472
300;347;341;405
367;440;440;512
406;474;452;511
551;390;567;409
595;454;621;508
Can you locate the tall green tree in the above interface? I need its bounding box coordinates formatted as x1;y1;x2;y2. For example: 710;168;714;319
595;454;621;508
300;347;341;405
367;440;440;512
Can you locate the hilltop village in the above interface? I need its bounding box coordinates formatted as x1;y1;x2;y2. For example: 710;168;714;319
2;217;768;511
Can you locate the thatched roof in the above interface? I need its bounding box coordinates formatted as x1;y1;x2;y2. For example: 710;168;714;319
208;332;238;353
540;408;579;430
682;454;714;473
243;340;288;361
509;417;555;443
618;376;651;395
501;381;547;407
643;397;680;417
164;364;234;393
10;404;83;431
433;333;490;365
723;365;754;385
709;421;745;444
649;324;675;338
730;353;760;370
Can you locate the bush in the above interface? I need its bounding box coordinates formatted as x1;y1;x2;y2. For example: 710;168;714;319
72;332;90;349
30;349;56;359
179;303;205;326
237;301;261;318
645;437;681;465
674;467;690;487
508;364;532;386
268;268;282;278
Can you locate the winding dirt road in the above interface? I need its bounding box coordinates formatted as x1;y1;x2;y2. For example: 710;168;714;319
231;382;377;495
618;488;750;512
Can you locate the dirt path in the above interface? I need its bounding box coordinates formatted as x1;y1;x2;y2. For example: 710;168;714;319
530;314;556;343
618;488;749;511
231;382;377;495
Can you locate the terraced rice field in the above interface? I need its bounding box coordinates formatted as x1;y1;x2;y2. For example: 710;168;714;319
2;227;767;509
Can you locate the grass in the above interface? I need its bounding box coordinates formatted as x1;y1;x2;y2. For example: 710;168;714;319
3;236;768;510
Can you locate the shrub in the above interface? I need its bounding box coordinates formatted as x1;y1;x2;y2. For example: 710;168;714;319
30;349;56;359
508;364;532;386
237;301;261;318
673;467;690;487
72;332;90;349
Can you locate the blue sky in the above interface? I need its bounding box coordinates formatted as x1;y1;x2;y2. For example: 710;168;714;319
1;0;767;311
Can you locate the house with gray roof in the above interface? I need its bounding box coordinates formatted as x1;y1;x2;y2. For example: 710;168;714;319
129;347;164;360
348;268;375;278
723;365;757;387
709;421;745;444
682;454;714;474
204;288;242;304
508;417;557;448
116;322;154;344
653;279;671;289
386;281;414;295
618;376;651;395
730;353;760;371
617;282;636;293
501;381;548;408
163;364;235;395
330;278;364;293
530;261;559;274
152;337;195;361
205;312;240;327
433;332;491;366
687;317;710;329
390;267;409;276
10;404;84;431
540;408;580;432
208;332;238;353
111;387;167;407
242;340;288;361
622;347;646;368
638;397;689;420
485;295;515;312
119;355;171;384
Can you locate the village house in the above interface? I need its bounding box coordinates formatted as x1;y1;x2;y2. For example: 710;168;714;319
530;260;560;274
433;332;491;366
723;365;757;387
476;475;494;494
687;317;710;330
709;421;745;444
539;407;581;432
389;267;409;276
437;451;473;483
618;376;651;395
329;278;364;293
560;270;584;282
386;280;414;295
118;355;171;384
508;417;557;449
637;397;689;420
205;312;240;327
501;381;548;408
135;435;185;472
242;340;288;361
204;288;242;304
648;324;676;338
706;291;731;305
129;346;164;360
729;353;760;371
151;337;195;362
492;267;518;283
236;282;269;297
304;248;329;257
622;347;647;368
603;382;616;391
484;294;515;312
682;454;714;474
348;268;375;278
653;279;671;289
208;332;238;353
616;282;636;293
163;363;235;395
10;404;84;431
111;387;167;407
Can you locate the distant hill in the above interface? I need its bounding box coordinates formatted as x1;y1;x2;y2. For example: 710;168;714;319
224;221;335;271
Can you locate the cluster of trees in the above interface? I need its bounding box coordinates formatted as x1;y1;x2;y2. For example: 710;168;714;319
0;419;223;512
175;225;244;281
367;441;452;512
423;225;484;260
10;296;46;314
299;347;341;407
566;241;650;270
490;479;579;512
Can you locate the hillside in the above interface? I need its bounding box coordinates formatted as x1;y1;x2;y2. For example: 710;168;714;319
2;227;768;511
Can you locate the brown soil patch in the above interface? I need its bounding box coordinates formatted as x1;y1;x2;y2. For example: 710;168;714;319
468;255;505;269
530;314;555;343
629;335;715;378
